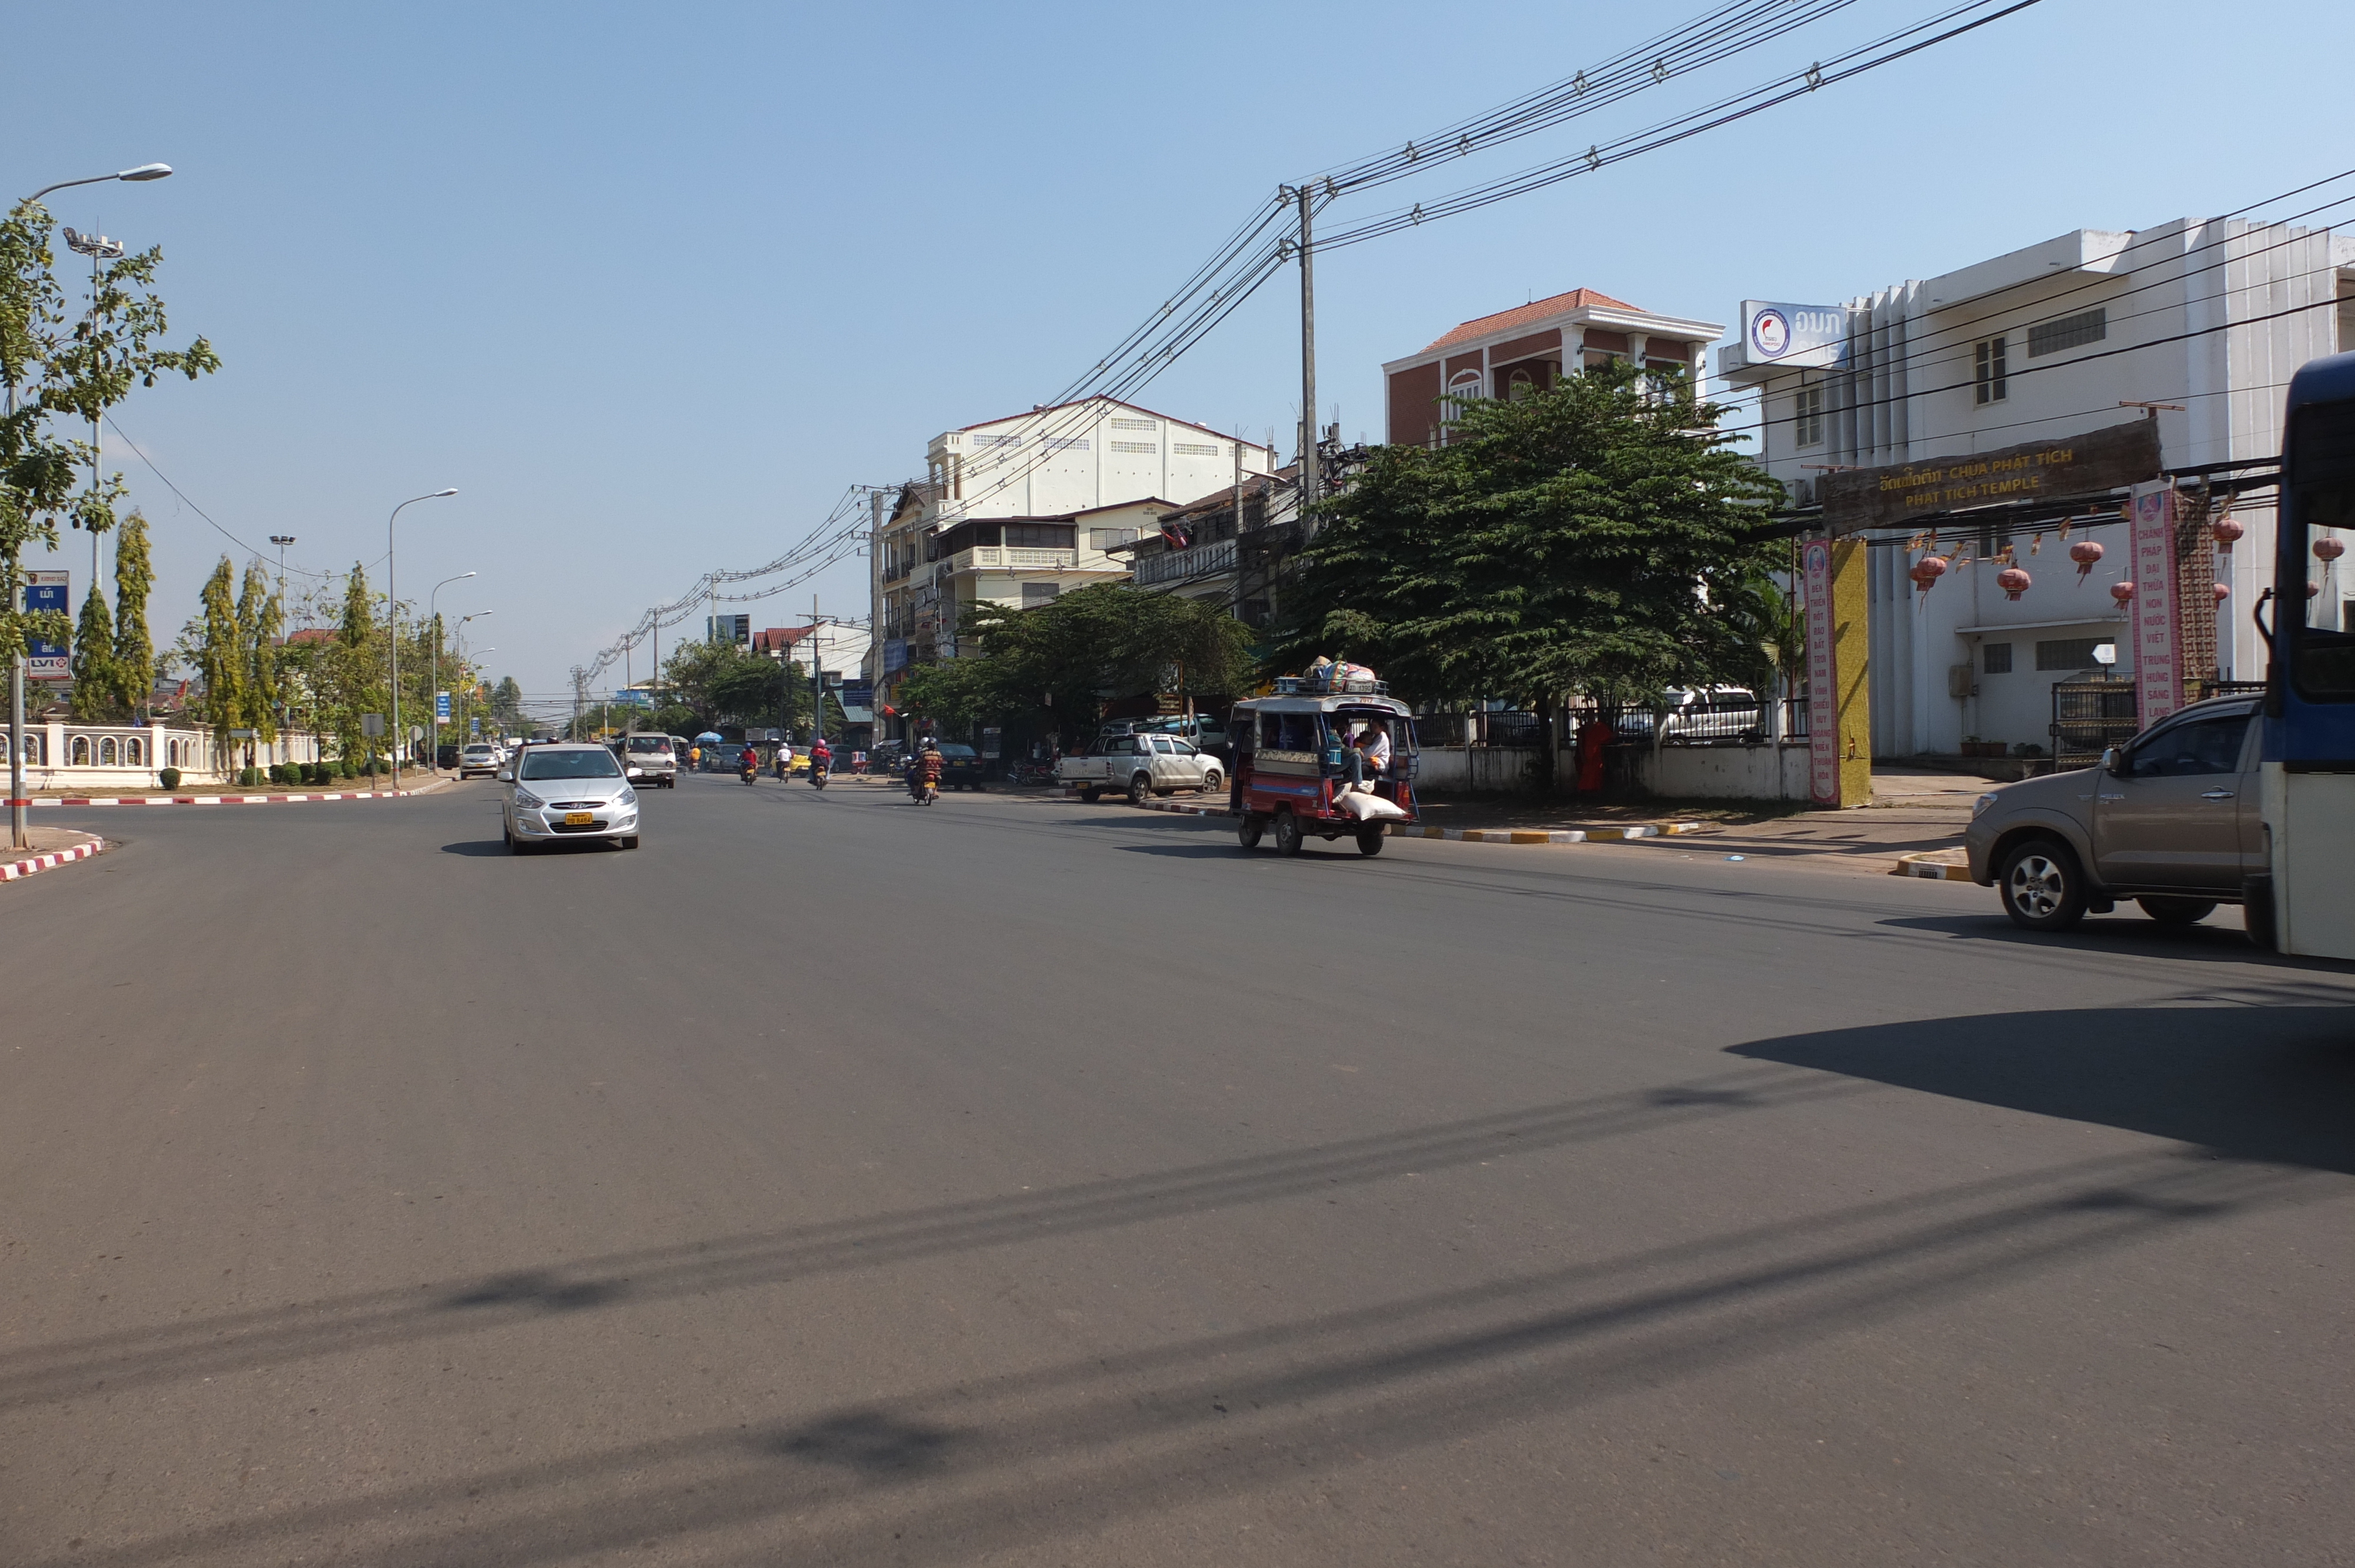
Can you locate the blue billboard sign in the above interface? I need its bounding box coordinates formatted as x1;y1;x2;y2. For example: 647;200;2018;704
22;572;68;678
435;691;452;720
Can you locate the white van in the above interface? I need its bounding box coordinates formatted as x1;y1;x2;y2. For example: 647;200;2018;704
619;731;678;788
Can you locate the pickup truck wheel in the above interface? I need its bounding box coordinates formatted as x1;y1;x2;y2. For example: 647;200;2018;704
1998;836;2088;932
2138;896;2215;926
1237;813;1264;850
1200;768;1221;793
1273;808;1304;856
1127;773;1151;806
1080;786;1102;803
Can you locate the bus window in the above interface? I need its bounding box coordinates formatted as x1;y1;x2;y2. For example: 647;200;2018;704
2288;397;2355;700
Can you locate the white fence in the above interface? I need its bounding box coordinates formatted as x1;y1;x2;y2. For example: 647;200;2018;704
2;723;325;790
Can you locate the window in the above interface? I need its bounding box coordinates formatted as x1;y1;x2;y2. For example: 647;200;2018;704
1149;736;1176;755
519;749;623;780
2036;637;2107;671
1269;712;1319;750
1507;368;1535;400
1110;417;1157;431
1109;441;1157;454
1021;583;1060;606
1444;370;1483;416
1090;527;1137;550
99;737;118;765
2028;307;2106;357
1974;337;2008;404
1104;736;1137;755
1982;642;2014;674
1794;385;1825;447
1173;442;1219;457
2125;713;2250;777
1004;522;1074;549
1041;437;1088;451
125;738;142;766
970;433;1020;447
71;736;89;765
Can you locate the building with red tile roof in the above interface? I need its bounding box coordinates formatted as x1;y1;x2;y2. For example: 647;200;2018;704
1382;288;1723;447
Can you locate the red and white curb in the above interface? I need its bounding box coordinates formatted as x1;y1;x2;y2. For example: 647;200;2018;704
1;838;105;882
26;789;419;807
1892;852;1973;881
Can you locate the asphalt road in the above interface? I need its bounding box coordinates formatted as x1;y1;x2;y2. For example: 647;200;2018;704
3;775;2351;1566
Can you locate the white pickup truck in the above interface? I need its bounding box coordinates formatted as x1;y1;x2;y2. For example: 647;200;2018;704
1058;732;1223;805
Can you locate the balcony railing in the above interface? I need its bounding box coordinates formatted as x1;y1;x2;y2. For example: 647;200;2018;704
1134;537;1236;587
934;546;1075;574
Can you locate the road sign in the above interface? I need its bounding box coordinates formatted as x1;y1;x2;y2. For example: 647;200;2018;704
436;692;451;720
361;713;384;738
22;571;68;678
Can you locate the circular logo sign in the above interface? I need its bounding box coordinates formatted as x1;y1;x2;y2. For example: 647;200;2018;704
1749;308;1790;359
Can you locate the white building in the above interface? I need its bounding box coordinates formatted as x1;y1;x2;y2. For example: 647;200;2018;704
1721;217;2355;759
868;397;1272;713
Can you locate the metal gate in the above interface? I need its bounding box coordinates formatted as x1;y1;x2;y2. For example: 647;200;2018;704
2049;676;2138;770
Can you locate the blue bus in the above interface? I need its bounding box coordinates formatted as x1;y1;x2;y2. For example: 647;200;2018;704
2260;350;2355;958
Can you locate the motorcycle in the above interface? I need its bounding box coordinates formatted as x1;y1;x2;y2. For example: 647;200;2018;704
739;755;759;786
907;765;938;806
809;760;829;790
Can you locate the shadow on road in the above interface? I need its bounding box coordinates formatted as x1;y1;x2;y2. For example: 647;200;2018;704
1730;1001;2355;1174
438;839;511;857
1877;912;2355;975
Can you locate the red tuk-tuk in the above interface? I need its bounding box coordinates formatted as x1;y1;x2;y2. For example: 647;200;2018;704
1230;686;1419;856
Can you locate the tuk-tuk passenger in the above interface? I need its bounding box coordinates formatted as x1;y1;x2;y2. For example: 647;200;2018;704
1344;717;1392;792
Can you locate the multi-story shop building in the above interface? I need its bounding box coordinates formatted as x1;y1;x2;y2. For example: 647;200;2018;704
1720;216;2355;759
1382;287;1724;446
868;397;1272;723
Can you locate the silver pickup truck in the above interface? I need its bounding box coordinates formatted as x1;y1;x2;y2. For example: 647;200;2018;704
1058;732;1223;805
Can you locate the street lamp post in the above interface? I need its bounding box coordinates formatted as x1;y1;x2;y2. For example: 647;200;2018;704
426;572;476;774
386;489;457;788
7;164;171;852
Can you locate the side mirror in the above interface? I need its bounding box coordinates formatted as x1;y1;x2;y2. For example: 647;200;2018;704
496;769;512;782
2099;748;2122;776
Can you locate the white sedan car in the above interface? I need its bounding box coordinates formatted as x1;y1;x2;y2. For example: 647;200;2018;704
501;742;640;853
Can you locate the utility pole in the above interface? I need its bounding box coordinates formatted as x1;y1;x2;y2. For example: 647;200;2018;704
1295;183;1319;518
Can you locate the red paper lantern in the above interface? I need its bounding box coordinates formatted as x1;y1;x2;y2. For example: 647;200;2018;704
2213;582;2231;603
1909;554;1949;592
2110;580;2135;605
2317;536;2347;563
1996;566;2032;601
2211;516;2243;552
2068;540;2104;581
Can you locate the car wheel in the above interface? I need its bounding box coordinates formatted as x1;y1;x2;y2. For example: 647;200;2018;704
1127;773;1150;806
1273;808;1304;857
1201;768;1222;793
1356;826;1386;857
1237;813;1265;850
1080;786;1102;803
2138;896;2215;926
1998;836;2088;931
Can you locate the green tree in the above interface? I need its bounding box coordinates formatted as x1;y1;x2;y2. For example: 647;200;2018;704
1273;363;1783;776
69;581;116;718
110;509;157;715
194;557;243;768
237;561;281;745
0;197;215;674
489;675;524;730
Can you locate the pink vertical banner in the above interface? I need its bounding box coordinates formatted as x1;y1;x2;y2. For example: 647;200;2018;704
1803;539;1837;805
2128;480;2180;729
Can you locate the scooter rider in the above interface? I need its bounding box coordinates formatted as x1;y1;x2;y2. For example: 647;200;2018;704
809;735;832;782
911;736;943;800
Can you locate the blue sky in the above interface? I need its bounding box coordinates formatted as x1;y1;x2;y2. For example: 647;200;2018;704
10;0;2347;705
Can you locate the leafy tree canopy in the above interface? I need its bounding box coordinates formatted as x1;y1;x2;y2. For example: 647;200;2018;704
1271;364;1785;707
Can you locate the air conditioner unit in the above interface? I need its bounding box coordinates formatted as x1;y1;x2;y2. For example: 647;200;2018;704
1948;664;1976;699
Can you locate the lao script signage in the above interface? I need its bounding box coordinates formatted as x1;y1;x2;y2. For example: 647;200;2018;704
22;571;68;677
1819;418;2160;534
2128;480;2181;729
1802;539;1839;806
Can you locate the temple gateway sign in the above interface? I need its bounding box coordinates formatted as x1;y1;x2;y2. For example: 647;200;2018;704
1819;418;2161;534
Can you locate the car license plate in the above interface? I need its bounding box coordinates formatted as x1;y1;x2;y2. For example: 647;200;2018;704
564;812;594;826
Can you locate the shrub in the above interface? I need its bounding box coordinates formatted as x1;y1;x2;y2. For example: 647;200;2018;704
302;762;324;785
158;767;182;790
339;758;359;779
238;766;262;788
